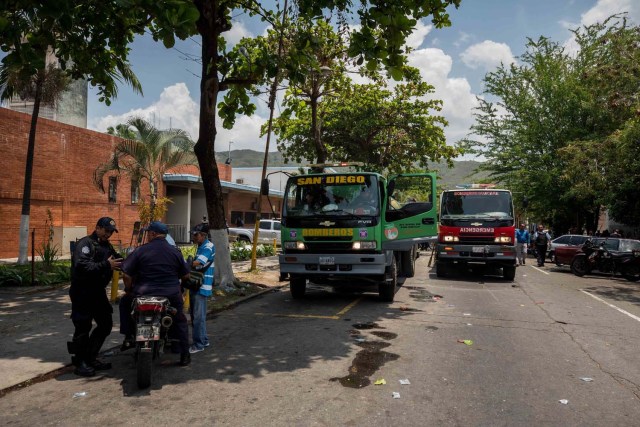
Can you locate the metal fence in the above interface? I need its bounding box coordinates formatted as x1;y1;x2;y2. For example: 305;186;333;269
166;224;188;244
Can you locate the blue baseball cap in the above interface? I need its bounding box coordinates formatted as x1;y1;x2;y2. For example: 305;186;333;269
143;221;168;234
96;217;118;232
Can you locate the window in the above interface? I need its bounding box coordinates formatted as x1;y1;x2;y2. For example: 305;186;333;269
259;221;270;231
108;177;117;203
131;180;140;204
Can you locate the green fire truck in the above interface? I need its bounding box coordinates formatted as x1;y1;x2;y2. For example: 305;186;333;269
277;169;438;301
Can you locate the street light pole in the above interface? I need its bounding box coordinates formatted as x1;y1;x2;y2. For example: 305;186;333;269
250;0;289;271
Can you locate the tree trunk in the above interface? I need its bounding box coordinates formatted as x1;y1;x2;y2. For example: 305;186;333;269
17;80;43;264
194;0;234;287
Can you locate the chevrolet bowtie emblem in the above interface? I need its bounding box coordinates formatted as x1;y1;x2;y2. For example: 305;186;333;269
470;222;482;226
319;221;335;227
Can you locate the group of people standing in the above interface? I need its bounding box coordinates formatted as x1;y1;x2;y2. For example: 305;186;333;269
68;217;216;377
515;223;552;268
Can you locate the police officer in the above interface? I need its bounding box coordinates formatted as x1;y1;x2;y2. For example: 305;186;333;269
68;217;122;377
119;221;192;366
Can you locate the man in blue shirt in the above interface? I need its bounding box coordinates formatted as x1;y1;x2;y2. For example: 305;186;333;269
188;223;215;354
515;223;530;266
119;221;192;366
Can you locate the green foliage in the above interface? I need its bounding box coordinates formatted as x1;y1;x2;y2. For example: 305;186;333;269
36;209;59;271
180;245;197;260
94;117;197;220
0;261;71;287
464;15;640;232
229;241;275;261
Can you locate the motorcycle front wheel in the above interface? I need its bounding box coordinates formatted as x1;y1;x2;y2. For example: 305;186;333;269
571;255;589;277
136;344;154;389
623;264;640;282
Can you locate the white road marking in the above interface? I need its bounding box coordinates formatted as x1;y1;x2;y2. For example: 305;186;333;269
530;265;550;275
580;289;640;322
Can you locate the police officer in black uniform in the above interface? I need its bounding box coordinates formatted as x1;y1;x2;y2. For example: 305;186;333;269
68;217;122;377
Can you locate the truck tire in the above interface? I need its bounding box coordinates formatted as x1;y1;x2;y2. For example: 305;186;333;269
400;247;416;278
290;277;306;299
379;256;397;302
238;236;251;243
503;265;516;281
436;261;447;278
571;255;588;277
623;264;640;282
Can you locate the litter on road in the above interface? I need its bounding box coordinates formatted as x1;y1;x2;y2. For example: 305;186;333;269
73;392;87;398
374;379;386;385
399;379;411;385
559;399;569;405
392;392;401;399
457;339;473;346
580;377;594;382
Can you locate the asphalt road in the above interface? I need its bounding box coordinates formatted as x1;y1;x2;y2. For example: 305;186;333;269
1;254;639;426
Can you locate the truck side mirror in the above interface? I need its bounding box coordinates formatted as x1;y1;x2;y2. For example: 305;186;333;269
261;178;270;195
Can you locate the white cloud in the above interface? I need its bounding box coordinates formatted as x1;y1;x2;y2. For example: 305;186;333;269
225;20;254;47
460;40;516;71
453;31;471;48
406;21;433;50
580;0;638;26
408;48;480;144
88;82;273;151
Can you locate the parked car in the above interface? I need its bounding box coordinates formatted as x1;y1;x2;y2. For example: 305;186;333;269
554;237;640;267
257;219;281;245
228;219;281;245
548;234;590;262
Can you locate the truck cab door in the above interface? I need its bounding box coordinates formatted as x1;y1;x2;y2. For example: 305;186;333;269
382;173;437;250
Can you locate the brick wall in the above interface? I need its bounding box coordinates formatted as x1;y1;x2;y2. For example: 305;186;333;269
0;107;152;258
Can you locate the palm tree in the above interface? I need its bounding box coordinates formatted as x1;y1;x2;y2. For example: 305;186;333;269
94;117;198;220
1;58;71;264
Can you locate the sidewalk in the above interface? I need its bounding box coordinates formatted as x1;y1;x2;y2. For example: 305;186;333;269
0;256;283;394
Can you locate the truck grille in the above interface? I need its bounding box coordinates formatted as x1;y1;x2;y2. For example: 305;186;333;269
458;234;495;245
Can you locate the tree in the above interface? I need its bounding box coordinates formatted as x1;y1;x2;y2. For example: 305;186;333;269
94;117;197;219
1;2;146;263
275;78;459;172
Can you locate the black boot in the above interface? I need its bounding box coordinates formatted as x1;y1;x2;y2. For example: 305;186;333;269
179;352;191;366
88;359;112;371
74;361;96;377
120;335;134;352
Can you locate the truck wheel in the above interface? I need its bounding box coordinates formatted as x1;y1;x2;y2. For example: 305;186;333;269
623;264;640;282
503;265;516;281
401;247;416;278
290;277;306;299
238;236;250;243
379;256;397;302
571;255;588;277
436;261;447;278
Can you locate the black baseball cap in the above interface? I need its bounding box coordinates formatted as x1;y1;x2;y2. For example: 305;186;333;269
191;223;209;234
96;217;118;232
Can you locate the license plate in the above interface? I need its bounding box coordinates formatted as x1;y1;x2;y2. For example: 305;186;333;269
319;256;335;265
472;246;485;253
136;326;154;341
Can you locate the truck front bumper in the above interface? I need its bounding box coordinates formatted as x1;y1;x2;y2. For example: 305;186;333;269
279;253;387;276
436;244;516;264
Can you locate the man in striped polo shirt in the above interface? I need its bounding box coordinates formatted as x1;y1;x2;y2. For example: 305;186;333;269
189;223;215;353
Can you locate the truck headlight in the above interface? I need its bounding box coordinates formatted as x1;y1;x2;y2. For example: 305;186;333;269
284;241;307;250
443;235;459;242
494;236;512;243
352;241;376;250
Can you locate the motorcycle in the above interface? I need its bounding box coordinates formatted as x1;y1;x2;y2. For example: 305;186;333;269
132;296;176;389
570;240;639;281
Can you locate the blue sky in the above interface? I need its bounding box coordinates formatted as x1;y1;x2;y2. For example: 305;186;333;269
87;0;639;155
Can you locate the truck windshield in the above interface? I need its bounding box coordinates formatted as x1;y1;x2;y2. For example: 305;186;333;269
283;174;379;217
441;190;513;218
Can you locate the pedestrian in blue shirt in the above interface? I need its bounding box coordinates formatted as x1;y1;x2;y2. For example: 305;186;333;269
189;223;215;353
515;223;530;266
